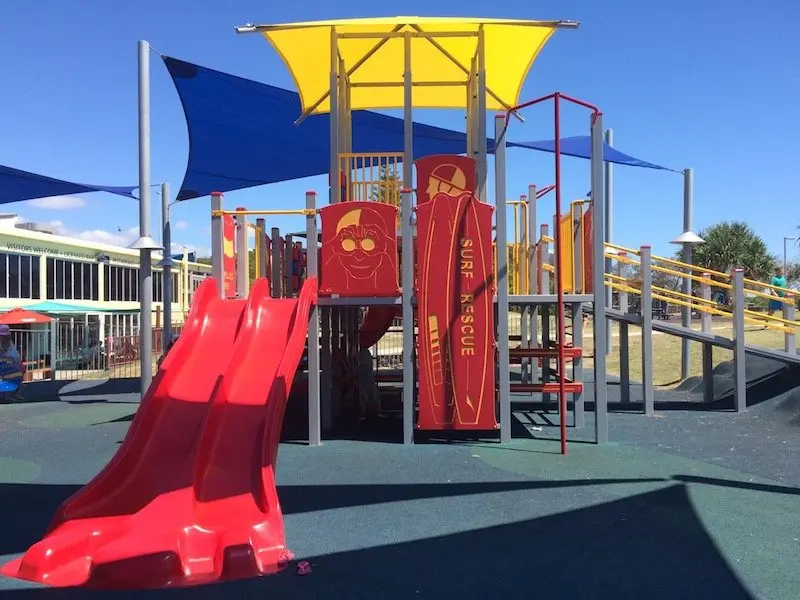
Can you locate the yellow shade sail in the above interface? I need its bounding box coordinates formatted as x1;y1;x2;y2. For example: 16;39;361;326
241;16;575;116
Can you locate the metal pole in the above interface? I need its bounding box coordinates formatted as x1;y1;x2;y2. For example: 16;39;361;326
210;192;224;296
256;218;268;280
590;113;609;444
306;191;321;446
136;40;157;398
160;182;173;351
495;114;511;444
604;129;613;355
639;245;654;416
329;28;340;204
731;269;746;412
401;32;415;445
235;209;249;298
476;30;487;202
680;168;693;380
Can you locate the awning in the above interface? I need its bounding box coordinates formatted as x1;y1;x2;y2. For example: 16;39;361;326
511;137;679;172
0;308;53;325
0;165;137;205
244;16;574;115
23;301;137;314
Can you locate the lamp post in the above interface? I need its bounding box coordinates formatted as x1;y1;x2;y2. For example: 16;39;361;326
670;229;705;380
784;236;797;276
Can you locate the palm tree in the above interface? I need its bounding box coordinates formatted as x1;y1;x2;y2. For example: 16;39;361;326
687;221;775;280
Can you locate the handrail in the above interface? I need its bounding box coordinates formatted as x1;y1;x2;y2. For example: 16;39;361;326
649;253;731;280
604;242;640;255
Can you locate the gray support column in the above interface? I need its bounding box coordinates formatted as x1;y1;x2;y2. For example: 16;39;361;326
256;218;268;280
590;115;609;442
700;273;713;333
571;302;584;427
495;114;512;443
680;168;694;379
329;28;340;205
134;39;159;398
401;191;415;445
619;288;630;404
783;301;796;354
639;246;654;415
731;269;747;412
160;182;173;351
528;185;538;371
519;195;529;384
401;31;415;445
270;227;282;298
540;223;551;401
306;191;321;446
320;306;332;430
235;210;249;298
210;192;224;296
541;304;551;403
700;271;714;402
476;30;487;202
284;234;294;296
604;129;613;355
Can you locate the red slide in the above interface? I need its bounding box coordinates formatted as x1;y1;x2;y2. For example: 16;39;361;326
358;306;399;349
2;277;317;590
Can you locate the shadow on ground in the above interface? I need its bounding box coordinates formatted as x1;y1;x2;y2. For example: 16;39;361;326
0;483;756;599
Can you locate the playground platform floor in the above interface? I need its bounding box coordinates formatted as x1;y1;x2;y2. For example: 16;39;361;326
0;375;798;599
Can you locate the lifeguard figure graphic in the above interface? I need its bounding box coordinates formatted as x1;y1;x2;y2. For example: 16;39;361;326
319;202;399;297
415;154;477;206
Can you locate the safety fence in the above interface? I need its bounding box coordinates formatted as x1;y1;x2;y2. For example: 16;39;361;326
8;320;183;383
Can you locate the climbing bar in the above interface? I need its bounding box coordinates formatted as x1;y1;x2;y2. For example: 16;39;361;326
742;308;798;329
511;382;584;394
744;276;799;297
653;286;726;308
210;208;316;217
650;254;731;280
510;347;583;359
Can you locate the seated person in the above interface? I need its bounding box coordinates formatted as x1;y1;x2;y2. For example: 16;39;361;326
0;325;24;402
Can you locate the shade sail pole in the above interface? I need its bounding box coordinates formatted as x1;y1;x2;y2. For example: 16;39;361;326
401;31;415;445
476;27;487;202
133;40;162;399
329;28;340;204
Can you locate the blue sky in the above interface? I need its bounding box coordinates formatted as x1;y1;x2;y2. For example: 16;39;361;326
1;0;799;261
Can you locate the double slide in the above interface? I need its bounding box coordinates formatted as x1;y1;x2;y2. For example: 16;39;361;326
2;277;317;590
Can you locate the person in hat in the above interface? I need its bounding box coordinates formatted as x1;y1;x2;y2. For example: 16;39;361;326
0;325;23;402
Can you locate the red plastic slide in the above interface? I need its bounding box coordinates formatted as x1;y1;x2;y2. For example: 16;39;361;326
2;276;317;590
358;306;399;349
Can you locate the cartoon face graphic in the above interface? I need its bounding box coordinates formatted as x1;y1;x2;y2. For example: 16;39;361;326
328;208;390;282
426;163;467;199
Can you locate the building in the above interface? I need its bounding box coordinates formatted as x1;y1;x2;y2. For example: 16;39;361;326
0;213;211;370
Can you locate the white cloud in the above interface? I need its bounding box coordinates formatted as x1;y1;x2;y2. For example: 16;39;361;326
174;220;189;230
27;196;87;210
48;220;140;247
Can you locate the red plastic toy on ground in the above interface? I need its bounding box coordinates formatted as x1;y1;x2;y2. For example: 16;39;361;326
1;277;317;590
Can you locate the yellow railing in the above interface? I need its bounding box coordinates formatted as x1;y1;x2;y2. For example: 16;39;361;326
338;152;404;206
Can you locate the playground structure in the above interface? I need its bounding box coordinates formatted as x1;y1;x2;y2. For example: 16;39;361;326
3;15;799;592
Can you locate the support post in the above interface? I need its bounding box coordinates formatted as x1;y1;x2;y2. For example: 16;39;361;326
731;269;747;412
320;307;332;430
784;301;796;354
476;30;487;202
210;192;224;296
495;114;512;443
700;272;714;402
329;28;340;205
136;39;158;398
604;129;613;355
256;218;268;281
680;168;694;379
639;245;654;416
590;114;609;442
284;234;294;296
401;190;414;445
527;185;538;380
519;195;529;384
235;208;249;298
306;191;321;446
571;302;584;427
160;182;173;351
540;223;551;401
619;288;630;403
400;31;415;445
270;228;281;298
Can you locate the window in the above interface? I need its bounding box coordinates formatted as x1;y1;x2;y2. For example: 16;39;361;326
172;272;180;303
46;258;99;301
152;269;162;302
31;257;40;299
0;252;38;299
103;265;140;301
